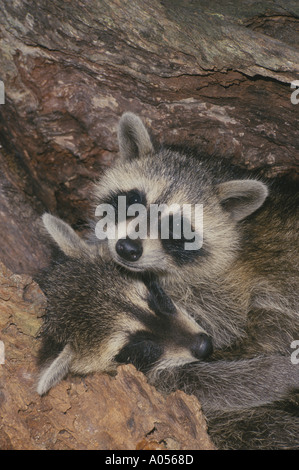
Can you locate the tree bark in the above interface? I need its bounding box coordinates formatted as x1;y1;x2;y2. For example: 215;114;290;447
0;0;298;450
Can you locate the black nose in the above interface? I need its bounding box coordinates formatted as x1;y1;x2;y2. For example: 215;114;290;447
191;333;213;360
115;237;143;262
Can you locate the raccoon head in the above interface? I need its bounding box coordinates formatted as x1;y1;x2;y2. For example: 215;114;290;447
93;113;268;280
37;214;213;395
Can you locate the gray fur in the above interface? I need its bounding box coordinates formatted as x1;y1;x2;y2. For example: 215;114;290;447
152;356;299;412
35;113;299;449
42;213;96;259
118;112;153;160
89;112;299;449
217;179;268;221
37;344;73;396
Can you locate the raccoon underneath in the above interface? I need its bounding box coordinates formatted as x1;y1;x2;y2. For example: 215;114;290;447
37;214;213;396
37;212;299;449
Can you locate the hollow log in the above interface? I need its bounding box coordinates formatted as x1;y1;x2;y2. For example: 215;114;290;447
0;0;298;450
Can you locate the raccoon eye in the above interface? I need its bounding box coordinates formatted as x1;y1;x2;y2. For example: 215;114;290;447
115;332;162;373
126;190;146;209
143;277;177;316
100;189;146;214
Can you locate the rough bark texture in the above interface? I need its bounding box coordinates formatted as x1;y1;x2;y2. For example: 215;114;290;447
0;262;215;450
0;0;298;274
0;0;298;451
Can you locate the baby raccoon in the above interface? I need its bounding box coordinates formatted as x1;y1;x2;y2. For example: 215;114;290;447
89;112;299;449
93;112;299;353
36;214;213;396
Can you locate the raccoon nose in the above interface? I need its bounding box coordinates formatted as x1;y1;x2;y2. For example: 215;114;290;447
116;237;143;262
191;333;213;360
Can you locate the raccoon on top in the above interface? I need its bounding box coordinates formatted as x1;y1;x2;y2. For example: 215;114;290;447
93;112;299;351
94;113;299;354
94;112;268;280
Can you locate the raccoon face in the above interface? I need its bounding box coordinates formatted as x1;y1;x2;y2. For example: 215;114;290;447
93;113;268;278
37;214;213;395
115;276;213;375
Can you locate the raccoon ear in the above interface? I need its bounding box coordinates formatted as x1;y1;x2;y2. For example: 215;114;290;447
118;112;153;160
218;179;268;221
37;344;73;395
42;213;95;258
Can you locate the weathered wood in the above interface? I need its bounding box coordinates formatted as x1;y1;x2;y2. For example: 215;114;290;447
0;0;298;274
0;0;298;451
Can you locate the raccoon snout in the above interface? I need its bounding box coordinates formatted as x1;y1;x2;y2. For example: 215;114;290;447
191;333;213;360
116;237;143;262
